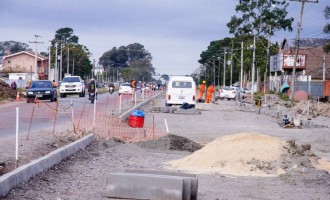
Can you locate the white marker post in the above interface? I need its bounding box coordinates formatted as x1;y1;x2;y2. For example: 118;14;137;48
119;94;122;113
15;107;19;168
164;119;169;134
93;96;96;130
70;99;74;124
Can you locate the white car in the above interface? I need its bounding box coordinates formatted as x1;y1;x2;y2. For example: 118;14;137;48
220;86;245;100
118;82;133;95
59;76;85;98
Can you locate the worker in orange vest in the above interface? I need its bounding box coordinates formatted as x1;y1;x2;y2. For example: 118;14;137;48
206;82;214;103
199;80;206;102
26;79;32;89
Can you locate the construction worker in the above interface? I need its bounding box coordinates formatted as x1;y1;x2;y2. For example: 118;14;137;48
26;79;32;89
199;80;206;102
206;82;214;103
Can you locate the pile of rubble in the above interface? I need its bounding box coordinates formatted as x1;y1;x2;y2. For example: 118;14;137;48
0;80;22;101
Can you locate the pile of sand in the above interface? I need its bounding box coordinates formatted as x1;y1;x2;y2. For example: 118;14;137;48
168;133;315;177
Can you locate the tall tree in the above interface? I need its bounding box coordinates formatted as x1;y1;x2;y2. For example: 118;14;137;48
323;6;330;52
99;43;154;82
50;27;91;79
0;41;30;56
227;0;294;36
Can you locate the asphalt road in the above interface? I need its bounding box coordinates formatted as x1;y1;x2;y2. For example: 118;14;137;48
0;90;148;142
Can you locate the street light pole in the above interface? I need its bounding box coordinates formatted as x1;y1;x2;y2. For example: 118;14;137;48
240;42;244;88
67;45;69;75
251;34;256;95
223;48;227;86
29;35;43;80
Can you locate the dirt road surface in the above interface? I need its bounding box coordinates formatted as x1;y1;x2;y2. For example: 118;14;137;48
1;93;330;200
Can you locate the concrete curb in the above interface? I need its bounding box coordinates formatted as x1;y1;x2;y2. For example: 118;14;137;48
118;93;162;124
0;134;96;197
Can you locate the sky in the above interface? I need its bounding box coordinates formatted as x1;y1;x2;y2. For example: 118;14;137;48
0;0;329;76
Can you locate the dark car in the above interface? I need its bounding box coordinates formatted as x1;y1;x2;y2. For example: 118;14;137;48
26;80;57;103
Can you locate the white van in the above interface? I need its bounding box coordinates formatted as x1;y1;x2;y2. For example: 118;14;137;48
165;76;196;107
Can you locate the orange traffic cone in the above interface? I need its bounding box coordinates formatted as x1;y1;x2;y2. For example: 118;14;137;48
16;91;20;101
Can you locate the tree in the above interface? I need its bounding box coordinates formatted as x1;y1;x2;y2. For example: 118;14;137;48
323;6;330;52
0;41;30;56
99;43;154;82
198;35;278;86
50;27;92;79
227;0;294;37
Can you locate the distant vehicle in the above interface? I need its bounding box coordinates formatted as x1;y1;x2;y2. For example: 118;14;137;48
232;86;246;99
136;83;142;91
145;83;150;91
26;80;57;103
243;87;251;94
219;86;237;100
59;76;85;98
118;82;133;95
165;76;196;107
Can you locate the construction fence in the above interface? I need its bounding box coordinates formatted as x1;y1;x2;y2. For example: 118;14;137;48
26;92;167;142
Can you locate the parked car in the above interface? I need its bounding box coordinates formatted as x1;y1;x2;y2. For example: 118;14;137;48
243;87;251;94
118;82;133;95
219;86;237;100
232;86;246;99
26;80;57;103
220;86;245;100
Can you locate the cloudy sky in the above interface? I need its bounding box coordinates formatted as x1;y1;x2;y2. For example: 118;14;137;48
0;0;328;76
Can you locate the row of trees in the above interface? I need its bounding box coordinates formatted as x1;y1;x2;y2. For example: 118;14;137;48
196;0;330;87
98;43;155;82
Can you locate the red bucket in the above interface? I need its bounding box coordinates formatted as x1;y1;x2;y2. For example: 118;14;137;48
128;115;144;128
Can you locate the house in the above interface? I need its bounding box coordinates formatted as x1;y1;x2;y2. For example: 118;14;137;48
2;51;49;82
269;38;330;93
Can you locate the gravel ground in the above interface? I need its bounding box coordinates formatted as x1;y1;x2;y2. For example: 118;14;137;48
1;94;330;200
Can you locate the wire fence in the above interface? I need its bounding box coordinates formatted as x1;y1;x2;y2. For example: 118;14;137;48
26;92;166;142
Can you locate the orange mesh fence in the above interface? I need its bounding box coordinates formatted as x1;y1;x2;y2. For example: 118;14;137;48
28;97;167;142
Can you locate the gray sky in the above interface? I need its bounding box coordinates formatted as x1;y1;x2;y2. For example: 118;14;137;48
0;0;328;76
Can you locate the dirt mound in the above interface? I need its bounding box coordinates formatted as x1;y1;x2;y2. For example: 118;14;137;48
0;79;23;101
168;133;323;177
135;134;203;152
293;100;330;118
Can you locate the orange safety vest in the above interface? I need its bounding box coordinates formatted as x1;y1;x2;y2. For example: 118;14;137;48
131;80;136;88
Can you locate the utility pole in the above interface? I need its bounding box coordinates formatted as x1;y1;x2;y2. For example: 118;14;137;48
67;45;70;75
265;25;271;94
223;48;227;86
48;43;51;81
60;43;63;81
213;59;216;86
323;53;326;81
251;34;256;95
29;35;43;80
218;56;221;87
289;0;318;100
230;43;234;86
240;42;244;88
55;42;58;82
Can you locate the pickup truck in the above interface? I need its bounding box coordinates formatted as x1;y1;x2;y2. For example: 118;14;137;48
59;76;85;98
